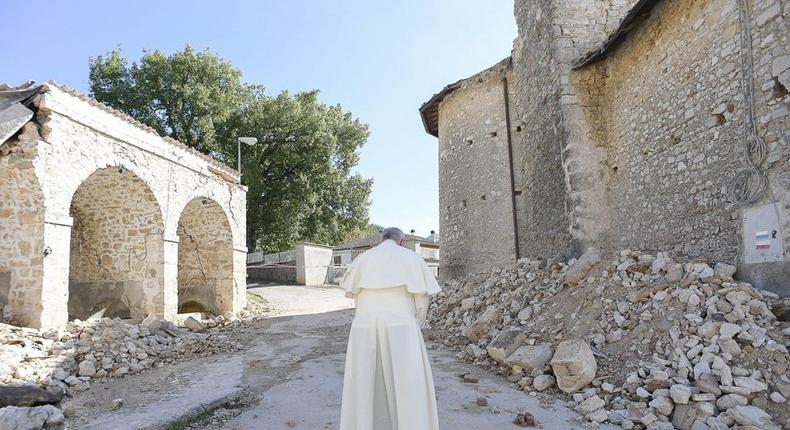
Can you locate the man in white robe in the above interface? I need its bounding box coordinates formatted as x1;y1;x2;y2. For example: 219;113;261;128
339;227;441;430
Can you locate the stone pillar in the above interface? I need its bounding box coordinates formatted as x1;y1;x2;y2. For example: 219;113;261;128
162;237;179;320
37;216;72;329
232;247;248;313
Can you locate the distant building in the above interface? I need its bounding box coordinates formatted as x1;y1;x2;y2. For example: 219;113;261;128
332;231;441;278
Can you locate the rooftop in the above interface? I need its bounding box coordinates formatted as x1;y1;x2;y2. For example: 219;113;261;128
0;81;241;182
418;57;511;137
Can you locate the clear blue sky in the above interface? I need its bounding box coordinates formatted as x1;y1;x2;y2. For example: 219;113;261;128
1;1;516;238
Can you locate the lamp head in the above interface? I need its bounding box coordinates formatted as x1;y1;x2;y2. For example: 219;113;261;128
238;137;258;146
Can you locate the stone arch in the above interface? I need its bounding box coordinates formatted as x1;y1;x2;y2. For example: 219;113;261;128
67;167;165;320
176;197;234;315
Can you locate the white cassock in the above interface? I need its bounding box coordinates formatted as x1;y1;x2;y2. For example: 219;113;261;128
339;239;441;430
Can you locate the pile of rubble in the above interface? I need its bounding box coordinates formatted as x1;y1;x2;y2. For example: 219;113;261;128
0;303;264;429
428;249;790;430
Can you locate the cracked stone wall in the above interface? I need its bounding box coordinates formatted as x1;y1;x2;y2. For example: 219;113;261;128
433;0;789;289
0;123;45;322
0;83;247;329
177;198;234;314
68;167;164;320
573;0;790;291
437;64;518;280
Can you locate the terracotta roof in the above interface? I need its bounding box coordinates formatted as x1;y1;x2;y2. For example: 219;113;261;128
419;57;512;137
574;0;663;68
42;81;241;181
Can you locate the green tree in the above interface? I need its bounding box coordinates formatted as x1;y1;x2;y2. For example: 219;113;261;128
89;46;244;153
89;46;372;251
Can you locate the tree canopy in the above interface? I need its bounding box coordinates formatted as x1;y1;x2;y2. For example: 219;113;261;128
89;46;372;251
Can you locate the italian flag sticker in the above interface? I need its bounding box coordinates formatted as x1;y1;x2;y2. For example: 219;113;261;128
755;231;771;250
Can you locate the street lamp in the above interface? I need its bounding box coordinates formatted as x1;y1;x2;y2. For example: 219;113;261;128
237;137;257;174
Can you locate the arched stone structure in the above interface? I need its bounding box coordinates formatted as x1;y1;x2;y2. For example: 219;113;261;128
67;167;165;320
0;123;46;327
0;82;248;329
176;197;234;315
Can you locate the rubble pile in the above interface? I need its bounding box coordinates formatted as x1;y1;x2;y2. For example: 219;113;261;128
428;250;790;429
0;312;251;429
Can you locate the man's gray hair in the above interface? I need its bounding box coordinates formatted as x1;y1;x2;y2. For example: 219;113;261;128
381;227;405;242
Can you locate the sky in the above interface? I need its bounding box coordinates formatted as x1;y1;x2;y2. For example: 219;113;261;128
0;0;517;239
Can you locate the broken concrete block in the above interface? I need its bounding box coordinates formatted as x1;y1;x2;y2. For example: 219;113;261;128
564;248;601;285
505;343;553;372
486;328;526;363
550;339;597;393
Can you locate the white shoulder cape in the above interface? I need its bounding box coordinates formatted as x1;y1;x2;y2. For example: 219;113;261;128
340;240;441;298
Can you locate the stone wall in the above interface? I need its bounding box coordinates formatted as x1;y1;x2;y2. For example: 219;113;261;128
573;0;789;292
0;123;45;322
427;0;789;290
437;64;517;279
68;167;164;320
0;83;248;328
177;198;234;315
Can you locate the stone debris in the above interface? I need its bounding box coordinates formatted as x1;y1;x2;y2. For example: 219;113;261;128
513;412;535;427
550;339;597;393
0;405;64;430
0;301;265;428
428;250;790;429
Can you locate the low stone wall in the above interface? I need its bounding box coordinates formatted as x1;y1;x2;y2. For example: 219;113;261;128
68;280;143;320
247;265;297;284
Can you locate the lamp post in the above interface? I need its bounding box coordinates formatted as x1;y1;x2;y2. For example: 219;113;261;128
237;137;257;174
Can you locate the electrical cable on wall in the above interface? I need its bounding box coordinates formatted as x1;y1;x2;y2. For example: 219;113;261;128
726;0;769;206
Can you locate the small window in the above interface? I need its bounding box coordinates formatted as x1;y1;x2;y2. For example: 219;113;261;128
333;255;342;266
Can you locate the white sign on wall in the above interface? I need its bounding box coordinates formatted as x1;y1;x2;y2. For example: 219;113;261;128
742;203;784;264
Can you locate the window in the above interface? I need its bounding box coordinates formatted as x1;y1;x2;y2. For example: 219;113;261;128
333;255;342;266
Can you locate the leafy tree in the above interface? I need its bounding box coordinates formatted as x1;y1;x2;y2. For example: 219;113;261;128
89;46;372;251
89;46;244;153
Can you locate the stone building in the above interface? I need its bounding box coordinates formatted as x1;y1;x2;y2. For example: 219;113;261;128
0;82;248;329
421;0;789;294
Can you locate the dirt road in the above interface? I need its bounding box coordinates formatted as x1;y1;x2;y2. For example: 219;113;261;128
67;285;612;430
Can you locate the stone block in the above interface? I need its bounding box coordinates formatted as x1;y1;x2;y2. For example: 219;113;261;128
564;248;600;285
463;306;499;342
550;339;596;393
505;343;553;372
486;328;526;363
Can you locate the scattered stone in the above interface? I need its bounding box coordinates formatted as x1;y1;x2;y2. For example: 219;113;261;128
111;398;124;410
513;412;535;427
183;316;207;333
0;384;64;408
486;328;526;363
463;306;500;342
476;396;488;407
577;395;605;414
532;374;555;391
505;343;553;372
564;247;600;285
0;405;64;430
727;405;778;429
670;384;691;404
550;339;597;393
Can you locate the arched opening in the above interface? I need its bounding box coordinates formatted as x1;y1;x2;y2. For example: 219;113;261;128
68;167;164;321
176;197;234;316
